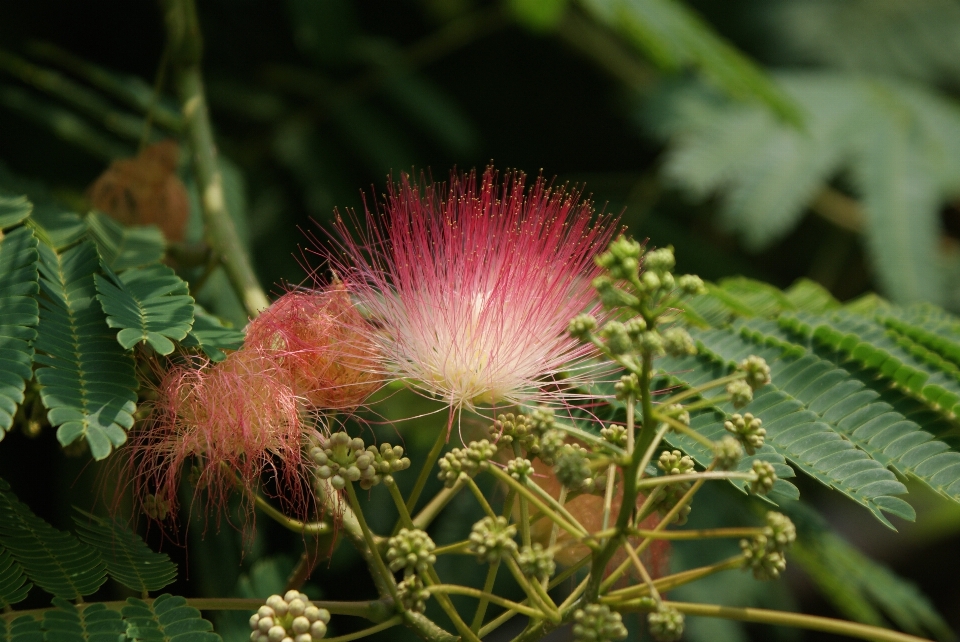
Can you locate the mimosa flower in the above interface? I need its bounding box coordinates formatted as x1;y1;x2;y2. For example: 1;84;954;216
244;284;381;410
326;167;617;412
135;348;312;522
133;285;379;524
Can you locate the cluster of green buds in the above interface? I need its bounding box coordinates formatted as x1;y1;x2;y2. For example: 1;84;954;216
489;408;562;461
726;356;773;409
554;443;608;494
653;450;696;525
517;543;556;582
600;424;628;448
750;460;778;495
572;603;628;642
712;436;744;470
143;493;170;520
248;591;330;642
741;511;796;580
647;604;684;642
386;528;437;612
436;439;498;488
724;413;766;455
311;432;411;490
468;516;518;563
506;457;535;481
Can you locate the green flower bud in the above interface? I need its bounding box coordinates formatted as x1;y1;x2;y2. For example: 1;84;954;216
614;373;641;401
677;274;706;296
662;327;697;357
572;603;628;642
713;436;743;470
647;604;684;642
600;321;633;356
740;513;795;581
386;528;437;576
726;379;754;409
568;313;598;339
507;457;535;481
660;403;690;426
538;429;566;466
624;316;647;336
437;439;498;487
397;574;430;613
600;424;628;448
724;413;765;455
639;331;665;357
657;450;694;476
554;444;594;492
644;247;676;273
468;516;518;563
593;276;640;309
750;460;777;495
518;543;556;581
740;355;772;390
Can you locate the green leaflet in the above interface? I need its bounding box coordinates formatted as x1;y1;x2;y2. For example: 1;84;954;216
179;304;244;362
0;616;42;642
0;226;39;438
685;325;915;528
0;479;106;600
95;263;195;355
0;548;30;609
578;0;799;121
0;194;32;229
782;310;960;416
87;211;166;272
42;600;127;642
731;319;960;506
124;594;221;642
34;241;137;460
73;509;177;594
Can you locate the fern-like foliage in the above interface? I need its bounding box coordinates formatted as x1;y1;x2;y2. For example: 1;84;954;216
0;616;42;642
72;509;177;594
0;548;30;609
43;600;127;642
0;225;39;439
95;264;195;355
86;212;165;272
578;0;799;120
0;194;32;229
646;276;960;529
73;509;177;593
643;72;960;305
124;595;221;642
179;305;244;362
34;241;138;460
0;479;106;600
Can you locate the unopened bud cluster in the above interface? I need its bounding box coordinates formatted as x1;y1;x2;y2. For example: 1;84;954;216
490;408;556;459
572;604;628;642
518;543;556;581
506;457;535;481
600;424;628;448
554;444;607;494
468;516;518;563
712;436;743;470
653;450;695;525
386;528;436;576
647;604;684;642
741;511;796;580
437;439;497;487
750;460;778;495
248;591;330;642
724;413;765;454
311;432;410;490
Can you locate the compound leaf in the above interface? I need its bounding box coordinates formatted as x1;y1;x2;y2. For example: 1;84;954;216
34;242;137;460
72;509;177;594
95;263;194;355
123;594;221;642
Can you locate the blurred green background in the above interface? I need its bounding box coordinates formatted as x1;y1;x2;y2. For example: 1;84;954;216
2;0;960;640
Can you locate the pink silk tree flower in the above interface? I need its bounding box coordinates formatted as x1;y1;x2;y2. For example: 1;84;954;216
326;167;617;413
134;348;314;524
244;284;381;410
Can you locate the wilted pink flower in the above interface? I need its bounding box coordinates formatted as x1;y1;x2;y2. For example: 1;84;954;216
244;284;381;410
133;285;379;524
134;348;312;523
326;167;617;412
